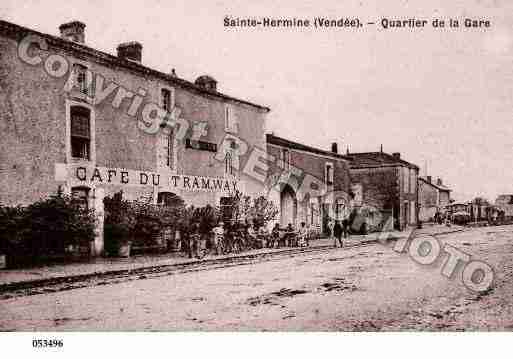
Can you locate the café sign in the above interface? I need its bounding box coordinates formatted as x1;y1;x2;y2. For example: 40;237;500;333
55;163;239;193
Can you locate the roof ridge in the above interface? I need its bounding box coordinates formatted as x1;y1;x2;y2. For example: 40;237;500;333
266;134;352;160
0;19;270;112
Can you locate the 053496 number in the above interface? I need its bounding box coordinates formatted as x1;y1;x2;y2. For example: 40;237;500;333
32;339;63;348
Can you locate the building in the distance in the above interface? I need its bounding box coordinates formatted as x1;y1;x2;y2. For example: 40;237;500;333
418;176;451;222
348;150;419;230
495;195;513;219
0;19;269;254
265;135;352;235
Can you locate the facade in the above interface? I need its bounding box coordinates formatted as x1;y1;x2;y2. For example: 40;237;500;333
418;176;451;222
349;151;419;230
265;135;352;234
0;20;269;254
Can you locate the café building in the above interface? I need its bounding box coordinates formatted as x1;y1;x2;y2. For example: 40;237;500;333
0;20;270;254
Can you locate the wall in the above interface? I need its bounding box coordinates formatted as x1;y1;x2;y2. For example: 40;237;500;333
351;165;418;230
266;143;352;230
419;180;438;221
0;27;267;207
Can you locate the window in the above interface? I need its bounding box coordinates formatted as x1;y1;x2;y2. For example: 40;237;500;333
71;186;89;210
70;106;91;160
165;129;174;168
225;152;233;175
157;192;181;207
325;163;334;186
281;149;291;170
224;105;237;133
161;88;171;112
70;63;92;96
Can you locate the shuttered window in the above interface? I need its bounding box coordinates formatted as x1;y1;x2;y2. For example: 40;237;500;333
162;88;171;112
70;106;91;160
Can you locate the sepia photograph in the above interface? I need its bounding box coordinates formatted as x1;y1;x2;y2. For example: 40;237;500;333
0;0;512;355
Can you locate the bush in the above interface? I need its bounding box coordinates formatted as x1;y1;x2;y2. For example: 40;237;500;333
0;194;97;264
0;205;26;254
103;193;186;252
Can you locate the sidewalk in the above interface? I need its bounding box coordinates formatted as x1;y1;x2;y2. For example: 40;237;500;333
0;224;464;287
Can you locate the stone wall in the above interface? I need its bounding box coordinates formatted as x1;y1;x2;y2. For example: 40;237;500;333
0;28;267;207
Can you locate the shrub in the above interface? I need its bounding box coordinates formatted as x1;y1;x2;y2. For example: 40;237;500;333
104;192;186;252
0;205;26;254
0;194;97;263
250;196;279;229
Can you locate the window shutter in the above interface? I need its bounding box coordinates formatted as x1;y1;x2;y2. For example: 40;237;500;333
70;108;90;139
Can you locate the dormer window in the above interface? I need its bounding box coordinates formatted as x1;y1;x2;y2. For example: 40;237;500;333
66;62;93;99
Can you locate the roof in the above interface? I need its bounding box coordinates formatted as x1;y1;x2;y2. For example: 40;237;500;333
266;134;352;161
0;19;270;113
418;177;451;192
348;152;419;170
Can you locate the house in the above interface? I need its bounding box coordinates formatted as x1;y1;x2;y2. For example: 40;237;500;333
265;135;352;234
418;176;451;222
0;19;270;254
348;150;420;230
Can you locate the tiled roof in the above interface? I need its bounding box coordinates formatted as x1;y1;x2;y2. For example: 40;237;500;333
0;19;270;112
348;152;419;170
266;134;351;161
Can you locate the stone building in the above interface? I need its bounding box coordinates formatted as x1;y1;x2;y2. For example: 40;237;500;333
265;135;352;234
348;151;419;230
418;176;451;222
0;20;269;253
495;195;513;219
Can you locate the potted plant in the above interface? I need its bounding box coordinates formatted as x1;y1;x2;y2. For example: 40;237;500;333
103;192;136;257
104;223;132;257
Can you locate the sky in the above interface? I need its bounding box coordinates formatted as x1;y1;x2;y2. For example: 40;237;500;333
1;0;512;202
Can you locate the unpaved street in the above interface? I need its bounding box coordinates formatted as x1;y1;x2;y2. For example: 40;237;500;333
1;225;513;331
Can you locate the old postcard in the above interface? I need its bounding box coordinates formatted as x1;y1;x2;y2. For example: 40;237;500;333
0;0;511;355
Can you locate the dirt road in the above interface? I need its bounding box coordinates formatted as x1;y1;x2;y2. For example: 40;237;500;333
1;225;512;331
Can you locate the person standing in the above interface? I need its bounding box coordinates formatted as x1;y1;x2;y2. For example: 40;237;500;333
327;219;335;243
211;221;224;255
333;220;343;248
298;222;308;247
271;223;280;248
342;217;349;239
189;222;201;258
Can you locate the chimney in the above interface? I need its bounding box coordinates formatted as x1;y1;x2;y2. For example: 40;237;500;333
59;21;86;43
437;178;442;186
427;176;432;183
392;152;401;159
331;142;338;154
195;75;217;92
117;42;143;63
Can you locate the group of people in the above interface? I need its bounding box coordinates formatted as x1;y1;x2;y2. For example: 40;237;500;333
269;222;310;248
186;218;350;259
186;220;313;259
327;218;350;248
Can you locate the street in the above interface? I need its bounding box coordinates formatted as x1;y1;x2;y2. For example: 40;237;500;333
1;225;513;331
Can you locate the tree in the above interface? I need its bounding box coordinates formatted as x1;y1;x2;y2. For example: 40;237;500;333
250;196;279;229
